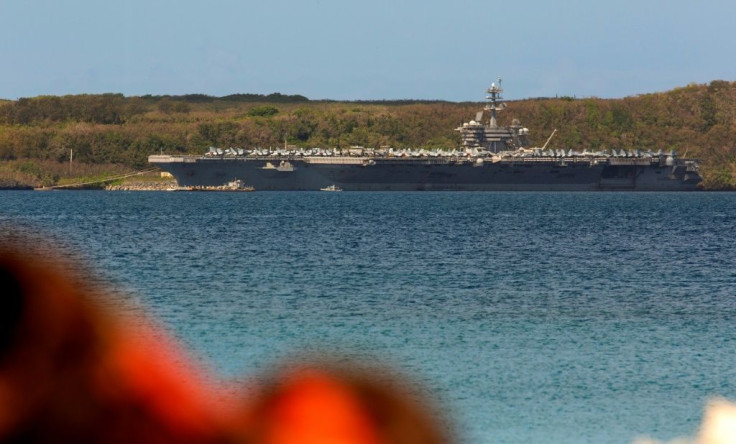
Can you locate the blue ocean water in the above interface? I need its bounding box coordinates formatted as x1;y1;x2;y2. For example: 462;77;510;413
2;191;736;443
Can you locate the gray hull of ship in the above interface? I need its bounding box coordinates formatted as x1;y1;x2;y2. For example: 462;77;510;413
150;156;701;191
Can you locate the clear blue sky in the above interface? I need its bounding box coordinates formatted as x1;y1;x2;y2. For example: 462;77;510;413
1;0;734;101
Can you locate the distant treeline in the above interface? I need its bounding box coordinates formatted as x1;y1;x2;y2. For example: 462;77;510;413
1;81;735;189
0;92;311;125
0;93;457;126
156;92;310;103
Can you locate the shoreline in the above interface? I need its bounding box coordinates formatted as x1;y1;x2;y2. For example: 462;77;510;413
1;180;733;192
7;186;736;192
105;181;179;191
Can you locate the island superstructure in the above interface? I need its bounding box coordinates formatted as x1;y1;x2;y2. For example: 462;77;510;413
149;80;702;191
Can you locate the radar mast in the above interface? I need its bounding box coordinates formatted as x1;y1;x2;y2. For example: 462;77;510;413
484;77;506;128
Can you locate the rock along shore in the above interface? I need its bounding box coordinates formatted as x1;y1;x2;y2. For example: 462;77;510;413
105;181;179;191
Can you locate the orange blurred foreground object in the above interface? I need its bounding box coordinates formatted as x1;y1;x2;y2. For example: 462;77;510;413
240;365;448;444
0;240;449;443
253;370;384;444
0;242;234;443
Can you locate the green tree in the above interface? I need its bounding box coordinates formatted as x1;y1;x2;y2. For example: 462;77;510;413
247;105;279;117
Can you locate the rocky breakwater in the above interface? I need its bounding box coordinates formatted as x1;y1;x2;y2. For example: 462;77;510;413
105;181;179;191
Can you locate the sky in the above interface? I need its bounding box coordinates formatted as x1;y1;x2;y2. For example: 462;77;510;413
1;0;734;101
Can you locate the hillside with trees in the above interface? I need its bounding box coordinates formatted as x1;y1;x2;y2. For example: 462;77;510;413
0;82;734;189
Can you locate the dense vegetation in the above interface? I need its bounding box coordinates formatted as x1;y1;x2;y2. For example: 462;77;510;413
0;81;734;189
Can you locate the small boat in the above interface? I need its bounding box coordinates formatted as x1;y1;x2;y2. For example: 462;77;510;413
320;184;342;192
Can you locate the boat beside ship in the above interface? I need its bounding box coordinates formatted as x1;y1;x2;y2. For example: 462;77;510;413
149;80;702;191
320;184;343;192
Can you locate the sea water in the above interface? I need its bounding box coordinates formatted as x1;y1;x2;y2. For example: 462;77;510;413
2;191;735;443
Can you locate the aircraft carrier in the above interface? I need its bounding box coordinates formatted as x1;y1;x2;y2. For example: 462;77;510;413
149;81;702;191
